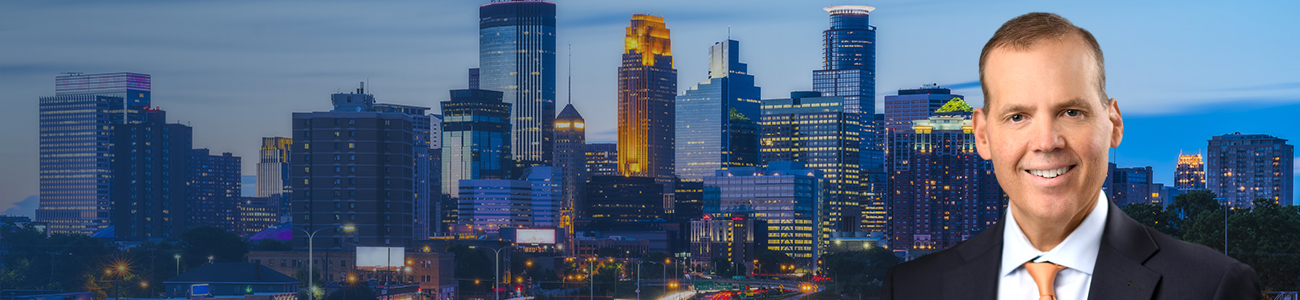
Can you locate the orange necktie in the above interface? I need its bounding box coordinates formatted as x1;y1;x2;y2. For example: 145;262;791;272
1024;261;1067;300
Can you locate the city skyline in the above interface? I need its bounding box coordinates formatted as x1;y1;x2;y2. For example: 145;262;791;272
3;0;1300;215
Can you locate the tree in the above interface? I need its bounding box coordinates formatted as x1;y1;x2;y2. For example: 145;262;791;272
179;226;248;269
448;244;494;295
1121;203;1180;238
755;249;796;274
324;282;377;300
819;248;899;298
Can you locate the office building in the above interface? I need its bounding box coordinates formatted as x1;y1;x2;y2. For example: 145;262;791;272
689;214;762;273
1106;164;1159;207
290;85;416;248
703;162;821;266
674;179;704;221
441;89;512;196
37;72;152;235
554;104;586;239
1175;153;1206;190
676;39;762;181
813;5;877;115
256;137;292;223
191;149;242;232
760;91;860;237
238;196;280;237
1207;133;1293;207
111;108;193;239
374;103;435;239
456;166;560;232
585;176;664;223
585;143;618;176
618;14;678;212
887;113;1003;254
884;84;963;132
479;0;557;168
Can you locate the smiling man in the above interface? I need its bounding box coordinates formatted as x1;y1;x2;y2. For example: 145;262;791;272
881;13;1261;300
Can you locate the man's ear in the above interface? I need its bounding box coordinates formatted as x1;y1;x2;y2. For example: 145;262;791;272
973;108;992;160
1108;98;1123;148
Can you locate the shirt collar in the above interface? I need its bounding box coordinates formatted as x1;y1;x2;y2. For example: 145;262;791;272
1000;191;1108;277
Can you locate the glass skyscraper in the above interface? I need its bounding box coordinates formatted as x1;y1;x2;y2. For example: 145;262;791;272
813;5;877;116
676;39;762;181
37;72;151;235
618;14;678;211
479;0;557;169
441;89;513;196
703;161;822;267
760;92;861;239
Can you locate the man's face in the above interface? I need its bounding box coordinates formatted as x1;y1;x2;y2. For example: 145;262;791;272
973;37;1123;225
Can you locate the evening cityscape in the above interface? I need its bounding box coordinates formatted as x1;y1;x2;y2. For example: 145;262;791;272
1;1;1298;300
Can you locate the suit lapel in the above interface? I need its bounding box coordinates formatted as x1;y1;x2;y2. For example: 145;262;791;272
943;218;1004;300
1088;201;1161;300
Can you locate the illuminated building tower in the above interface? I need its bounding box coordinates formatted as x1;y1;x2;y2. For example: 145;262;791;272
675;39;762;181
554;104;585;241
887;109;1003;257
37;72;151;235
111;108;193;239
479;0;557;169
1175;153;1206;190
291;85;416;248
618;14;678;211
813;5;882;175
256;137;293;222
585;143;619;177
190;149;242;232
441;89;513;195
703;161;821;267
760;91;861;240
1207;133;1293;207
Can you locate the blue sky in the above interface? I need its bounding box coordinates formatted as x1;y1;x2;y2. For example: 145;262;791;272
2;0;1298;216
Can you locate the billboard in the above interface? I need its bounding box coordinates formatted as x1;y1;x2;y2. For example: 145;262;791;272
515;228;556;244
355;246;405;271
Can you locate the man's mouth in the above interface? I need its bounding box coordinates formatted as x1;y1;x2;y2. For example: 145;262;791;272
1025;165;1075;179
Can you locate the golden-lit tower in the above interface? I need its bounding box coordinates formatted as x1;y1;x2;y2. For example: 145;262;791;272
617;14;677;181
1175;152;1206;190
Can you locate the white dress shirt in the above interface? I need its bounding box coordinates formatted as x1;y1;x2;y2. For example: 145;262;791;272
997;192;1108;300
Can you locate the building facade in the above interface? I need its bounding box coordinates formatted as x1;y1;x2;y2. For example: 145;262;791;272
374;104;435;239
37;72;152;235
584;176;664;223
675;39;762;181
760;92;861;237
554;104;586;239
239;196;281;236
290;86;416;248
618;14;678;211
703;162;821;266
479;0;557;168
887;113;1003;255
257;137;293;223
1206;133;1294;207
883;84;962;132
1175;153;1206;191
585;143;618;177
110;109;193;239
191;149;242;232
1106;164;1159;207
441;89;512;196
689;215;760;273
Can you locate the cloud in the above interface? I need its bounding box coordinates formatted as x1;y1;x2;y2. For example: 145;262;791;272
1212;82;1300;93
944;80;981;90
3;195;39;218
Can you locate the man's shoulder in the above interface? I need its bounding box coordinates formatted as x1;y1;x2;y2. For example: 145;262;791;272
1140;225;1248;272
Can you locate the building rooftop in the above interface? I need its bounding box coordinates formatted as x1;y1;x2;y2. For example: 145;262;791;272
165;262;297;284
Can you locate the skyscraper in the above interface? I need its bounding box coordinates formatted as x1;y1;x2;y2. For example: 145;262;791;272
291;86;416;248
1175;153;1206;191
111;108;193;239
554;104;585;238
619;14;678;212
584;176;664;223
887;113;1003;255
38;72;152;235
760;92;861;238
479;0;557;169
190;149;242;232
585;143;619;177
703;162;821;266
676;39;762;181
257;137;293;223
1206;133;1293;207
374;103;434;239
883;84;963;132
441;89;513;196
1106;164;1158;207
813;5;882;176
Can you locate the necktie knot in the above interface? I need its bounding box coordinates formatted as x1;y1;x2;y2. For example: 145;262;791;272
1023;261;1067;300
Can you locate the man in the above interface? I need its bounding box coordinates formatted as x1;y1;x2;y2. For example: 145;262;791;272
881;13;1261;300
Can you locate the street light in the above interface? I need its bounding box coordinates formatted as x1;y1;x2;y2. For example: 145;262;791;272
208;255;214;264
174;254;181;275
286;224;356;300
469;245;512;300
635;260;664;300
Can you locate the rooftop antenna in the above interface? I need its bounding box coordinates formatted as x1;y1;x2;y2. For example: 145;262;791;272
727;25;731;40
567;44;572;105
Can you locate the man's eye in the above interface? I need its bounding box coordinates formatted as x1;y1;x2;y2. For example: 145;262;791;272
1009;114;1024;122
1064;109;1080;117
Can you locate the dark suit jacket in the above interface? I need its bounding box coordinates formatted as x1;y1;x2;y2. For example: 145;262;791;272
882;201;1261;300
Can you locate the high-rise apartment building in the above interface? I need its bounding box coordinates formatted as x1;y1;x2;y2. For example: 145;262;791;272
190;149;242;232
291;86;416;248
760;92;861;237
1106;164;1159;207
238;196;280;236
703;162;821;266
374;103;434;239
37;72;152;235
676;39;762;181
479;0;557;168
110;108;193;239
585;143;619;177
1175;153;1206;190
618;14;678;203
554;104;586;239
1206;133;1293;207
887;113;1003;254
884;84;962;132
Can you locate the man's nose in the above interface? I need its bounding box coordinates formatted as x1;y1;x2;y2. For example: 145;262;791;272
1029;117;1066;152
